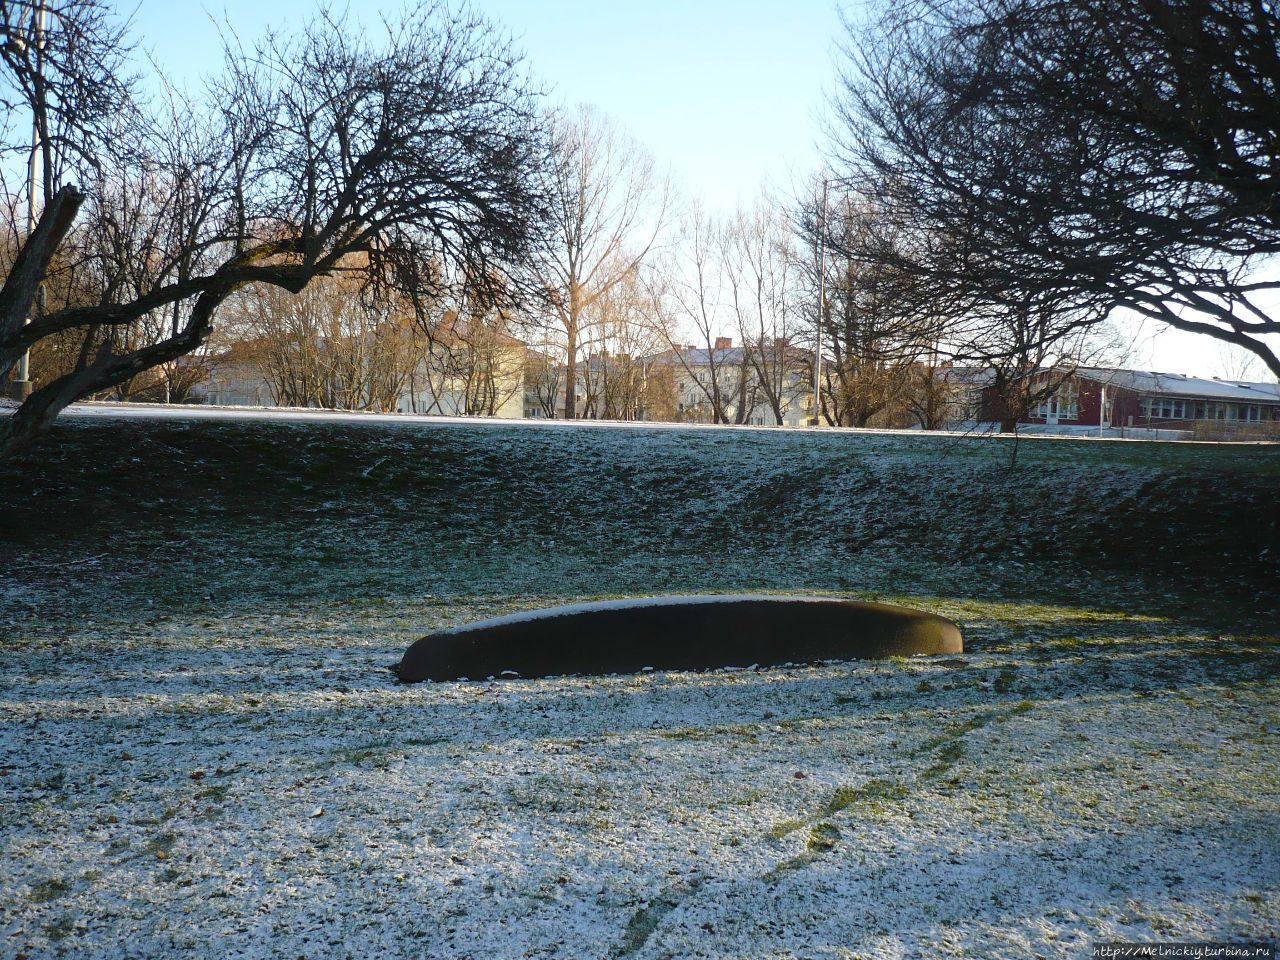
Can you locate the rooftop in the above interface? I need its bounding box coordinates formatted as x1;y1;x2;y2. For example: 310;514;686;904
1076;367;1280;403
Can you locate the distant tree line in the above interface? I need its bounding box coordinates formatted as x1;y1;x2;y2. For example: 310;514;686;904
0;0;1275;453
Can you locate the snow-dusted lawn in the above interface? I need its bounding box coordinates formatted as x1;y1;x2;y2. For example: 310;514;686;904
1;410;1276;958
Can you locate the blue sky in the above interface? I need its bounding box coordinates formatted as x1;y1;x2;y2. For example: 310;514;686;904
132;0;843;212
126;0;1273;379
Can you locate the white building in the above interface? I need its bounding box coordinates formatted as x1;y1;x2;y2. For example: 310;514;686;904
642;338;814;426
396;318;526;419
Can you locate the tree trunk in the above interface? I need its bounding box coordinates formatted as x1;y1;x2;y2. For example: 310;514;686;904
0;284;224;458
562;320;576;420
0;186;84;376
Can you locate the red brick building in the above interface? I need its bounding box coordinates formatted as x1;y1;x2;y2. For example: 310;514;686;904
981;367;1280;432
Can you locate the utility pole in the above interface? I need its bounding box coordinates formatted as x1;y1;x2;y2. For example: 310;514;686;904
812;178;828;427
10;0;46;401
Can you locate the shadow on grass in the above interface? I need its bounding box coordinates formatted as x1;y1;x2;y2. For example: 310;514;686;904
4;609;1274;766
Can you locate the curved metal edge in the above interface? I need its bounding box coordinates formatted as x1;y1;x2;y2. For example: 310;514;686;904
395;595;963;683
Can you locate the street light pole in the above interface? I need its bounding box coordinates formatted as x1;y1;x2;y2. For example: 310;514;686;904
10;0;46;401
812;177;828;427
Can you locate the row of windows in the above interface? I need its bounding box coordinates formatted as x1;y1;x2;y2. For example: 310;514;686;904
1142;397;1188;419
1139;398;1273;422
1028;384;1079;421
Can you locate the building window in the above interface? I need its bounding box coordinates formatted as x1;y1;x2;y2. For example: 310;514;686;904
1140;396;1188;420
1030;383;1079;420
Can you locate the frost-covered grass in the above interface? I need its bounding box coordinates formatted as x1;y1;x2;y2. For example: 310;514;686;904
1;411;1277;958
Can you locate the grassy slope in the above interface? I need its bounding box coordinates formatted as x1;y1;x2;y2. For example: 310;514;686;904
0;414;1277;959
1;416;1276;625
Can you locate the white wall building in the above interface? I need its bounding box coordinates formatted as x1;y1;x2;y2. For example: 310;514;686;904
644;338;814;426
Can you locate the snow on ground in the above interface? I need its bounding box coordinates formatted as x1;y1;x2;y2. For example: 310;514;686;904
50;400;1259;444
0;415;1276;958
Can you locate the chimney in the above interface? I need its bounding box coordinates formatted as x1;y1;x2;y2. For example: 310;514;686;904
715;337;732;350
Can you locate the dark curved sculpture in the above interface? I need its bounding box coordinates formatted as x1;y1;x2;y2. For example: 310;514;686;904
394;594;962;682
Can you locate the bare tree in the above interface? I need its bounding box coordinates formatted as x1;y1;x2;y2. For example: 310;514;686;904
412;287;526;417
0;0;134;200
539;104;667;419
649;207;749;424
225;274;419;411
152;353;210;404
902;363;957;431
951;296;1119;433
722;198;808;425
1217;343;1271;383
0;3;550;455
831;0;1280;380
522;338;563;418
796;186;936;427
578;263;666;420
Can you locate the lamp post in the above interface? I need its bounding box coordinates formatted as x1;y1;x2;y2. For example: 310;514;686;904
9;0;47;401
812;178;829;427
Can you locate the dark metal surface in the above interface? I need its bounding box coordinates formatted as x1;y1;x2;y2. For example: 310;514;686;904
395;595;963;682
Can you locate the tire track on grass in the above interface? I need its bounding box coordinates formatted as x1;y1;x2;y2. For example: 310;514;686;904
608;699;1036;958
